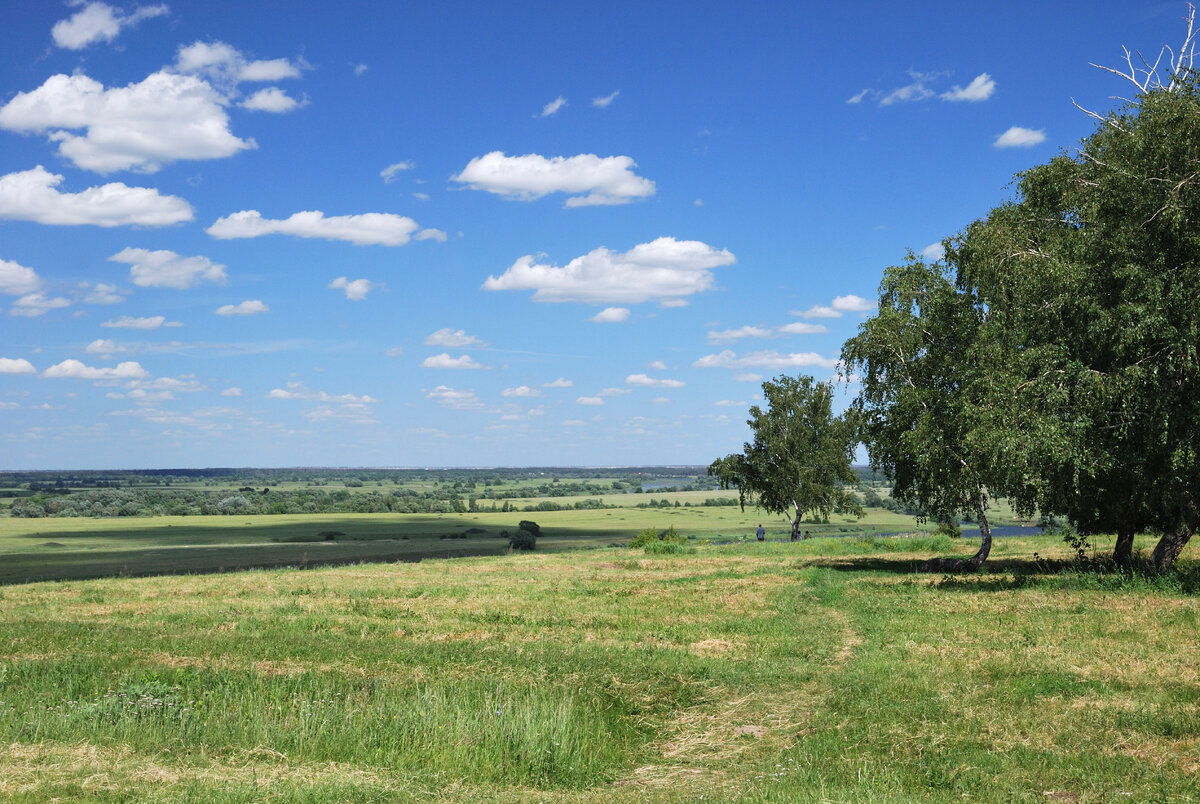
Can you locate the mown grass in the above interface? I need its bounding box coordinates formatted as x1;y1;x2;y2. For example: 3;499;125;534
1;533;1197;802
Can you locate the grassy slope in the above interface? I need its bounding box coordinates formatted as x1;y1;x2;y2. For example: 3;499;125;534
1;533;1197;802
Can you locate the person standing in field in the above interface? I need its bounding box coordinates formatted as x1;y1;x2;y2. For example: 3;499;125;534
756;524;765;541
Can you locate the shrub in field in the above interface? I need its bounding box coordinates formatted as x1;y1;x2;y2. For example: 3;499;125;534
517;520;541;538
642;540;695;555
629;524;687;550
509;521;538;551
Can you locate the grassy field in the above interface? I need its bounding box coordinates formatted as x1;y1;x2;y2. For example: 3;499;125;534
1;530;1198;802
0;503;936;585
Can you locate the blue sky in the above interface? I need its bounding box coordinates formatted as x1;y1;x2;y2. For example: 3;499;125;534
0;1;1187;469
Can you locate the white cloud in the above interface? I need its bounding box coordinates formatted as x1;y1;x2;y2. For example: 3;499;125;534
576;396;604;406
0;358;37;375
502;385;543;398
110;247;226;289
220;387;242;396
598;387;631;397
832;294;874;313
452;152;655;207
483;237;735;304
426;385;483;410
715;399;748;407
412;192;430;201
921;242;946;261
11;293;72;317
82;282;125;304
424;328;485;348
267;381;375;404
881;81;934;106
651;397;670;404
0;166;193;226
85;338;126;356
207;209;421;246
385;346;404;357
414;228;448;242
693;349;839;371
795;304;840;319
329;276;377;301
846;89;869;104
539;96;566;117
380;161;413;182
592;90;619;108
647;360;667;370
51;2;168;50
421;353;488;369
43;359;148;379
626;373;684;388
173;41;304;89
0;72;254;173
591;306;630;323
353;63;369;76
101;314;179;329
0;259;41;295
708;325;771;343
777;322;830;335
543;377;573;388
994;126;1046;148
215;300;268;316
734;372;763;383
942;73;995;102
240;87;303;113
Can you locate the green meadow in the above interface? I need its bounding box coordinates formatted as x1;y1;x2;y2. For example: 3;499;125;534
1;523;1198;802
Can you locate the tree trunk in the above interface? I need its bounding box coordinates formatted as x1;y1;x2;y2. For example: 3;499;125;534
791;505;801;541
1113;528;1135;568
1152;527;1192;574
919;491;991;573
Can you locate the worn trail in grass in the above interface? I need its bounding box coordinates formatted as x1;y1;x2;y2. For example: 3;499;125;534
1;535;1197;802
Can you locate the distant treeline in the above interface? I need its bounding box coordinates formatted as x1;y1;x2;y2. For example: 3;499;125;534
7;487;745;518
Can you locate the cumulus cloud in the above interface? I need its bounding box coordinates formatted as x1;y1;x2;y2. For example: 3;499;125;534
380;161;413;183
452;152;656;206
591;306;630;323
85;338;126;356
502;385;543;398
207;209;422;246
10;293;71;317
715;399;748;407
267;381;375;404
994;126;1046;148
626;373;684;388
110;247;226;289
598;387;631;397
43;359;148;379
921;242;946;261
942;73;996;102
881;80;934;106
707;325;770;343
51;2;168;50
173;41;305;89
482;237;735;304
0;258;41;296
414;228;448;242
240;87;304;113
777;322;830;335
82;282;126;304
0;72;254;173
220;387;242;396
795;304;840;319
329;276;377;301
576;396;604;406
543;377;572;388
215;300;268;316
539;96;566;117
0;166;193;226
0;357;37;374
421;353;488;369
832;294;874;313
693;349;839;371
592;90;620;108
101;314;179;329
646;360;667;371
424;328;485;348
426;385;483;410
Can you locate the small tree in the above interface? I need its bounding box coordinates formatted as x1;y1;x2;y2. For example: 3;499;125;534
709;375;862;540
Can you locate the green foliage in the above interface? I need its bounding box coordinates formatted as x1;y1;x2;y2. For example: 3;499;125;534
628;524;687;550
508;527;536;551
709;375;862;539
641;540;695;555
517;520;541;539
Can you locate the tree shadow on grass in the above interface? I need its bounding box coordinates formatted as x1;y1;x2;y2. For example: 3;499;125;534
808;555;1200;595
